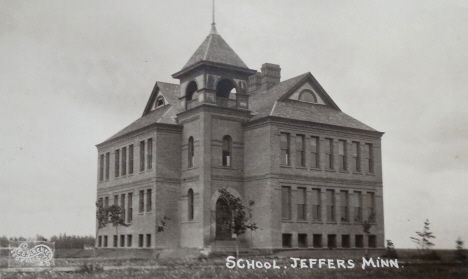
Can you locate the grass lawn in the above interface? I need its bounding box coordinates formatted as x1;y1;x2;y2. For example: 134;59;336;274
1;261;468;279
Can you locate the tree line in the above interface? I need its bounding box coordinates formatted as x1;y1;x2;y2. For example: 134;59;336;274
0;234;95;249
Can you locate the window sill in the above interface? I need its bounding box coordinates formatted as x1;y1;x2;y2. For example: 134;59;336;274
312;220;323;224
295;166;307;170
183;167;199;172
339;170;349;174
310;167;322;172
296;220;308;223
218;166;233;169
146;211;152;214
181;220;198;224
365;172;375;176
326;221;338;224
325;169;336;173
280;165;293;168
352;171;363;175
281;219;294;223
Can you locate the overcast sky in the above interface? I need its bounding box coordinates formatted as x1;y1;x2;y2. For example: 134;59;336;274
1;0;467;249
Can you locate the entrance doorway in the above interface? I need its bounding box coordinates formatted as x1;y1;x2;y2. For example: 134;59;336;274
215;198;232;240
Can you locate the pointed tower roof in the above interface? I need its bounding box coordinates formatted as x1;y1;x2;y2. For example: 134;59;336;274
173;25;251;78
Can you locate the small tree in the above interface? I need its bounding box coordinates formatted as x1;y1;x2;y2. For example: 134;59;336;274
218;188;257;258
94;201;129;270
410;219;435;250
410;219;440;260
157;216;171;232
386;239;398;258
362;212;375;258
455;237;467;262
106;205;130;261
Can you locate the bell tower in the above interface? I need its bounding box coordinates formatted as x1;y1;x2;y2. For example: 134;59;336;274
174;15;257;248
172;23;256;111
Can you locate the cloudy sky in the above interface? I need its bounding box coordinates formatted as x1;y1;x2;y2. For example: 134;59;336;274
1;0;467;249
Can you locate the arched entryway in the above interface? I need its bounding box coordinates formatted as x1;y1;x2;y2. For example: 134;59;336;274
215;198;232;240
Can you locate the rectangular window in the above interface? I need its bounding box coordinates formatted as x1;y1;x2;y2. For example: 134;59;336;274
140;141;145;171
281;186;291;219
104;197;109;208
369;235;377;248
122;147;127;176
120;235;125;247
313;234;322;248
188;137;194;168
121;194;126;220
114;195;118;206
326;190;335;221
146;189;152;212
310;136;319;168
146;234;151;248
139;234;144;248
147;138;153;170
282;234;292;248
98;236;102;247
367;144;373;173
312;189;321;221
98;197;103;206
297;187;306;220
298;234;307;248
296;135;305;167
367;192;375;219
128;192;133;223
355;235;364;248
327;234;336;249
129;145;134;174
352;142;360;172
324;138;333;169
105;152;110;180
99;154;104;181
338;140;346;171
115;149;120;177
127;235;132;247
139;190;144;213
280;133;290;165
113;235;117;247
342;235;350;248
355;191;362;222
104;236;108;247
340;191;349;222
362;143;373;173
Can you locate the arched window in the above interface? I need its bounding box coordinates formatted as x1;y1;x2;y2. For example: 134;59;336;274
154;96;165;109
216;79;237;99
188;189;194;221
186;81;198;102
222;135;232;167
299;90;317;103
188;137;194;168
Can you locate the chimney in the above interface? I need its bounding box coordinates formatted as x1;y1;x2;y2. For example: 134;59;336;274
248;72;262;93
261;63;281;91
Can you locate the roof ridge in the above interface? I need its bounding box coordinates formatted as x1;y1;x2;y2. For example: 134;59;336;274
203;33;214;61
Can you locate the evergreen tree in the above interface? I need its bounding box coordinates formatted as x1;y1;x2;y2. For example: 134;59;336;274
455;237;467;262
410;219;435;250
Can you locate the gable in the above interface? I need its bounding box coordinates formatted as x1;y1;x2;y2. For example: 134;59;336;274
287;81;327;105
142;81;180;117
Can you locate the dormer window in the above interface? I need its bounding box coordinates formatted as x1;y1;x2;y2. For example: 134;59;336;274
298;90;317;103
154;96;165;109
